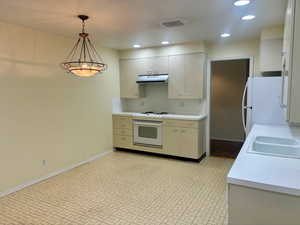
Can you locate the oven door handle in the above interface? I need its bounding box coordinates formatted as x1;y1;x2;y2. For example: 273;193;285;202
133;121;162;127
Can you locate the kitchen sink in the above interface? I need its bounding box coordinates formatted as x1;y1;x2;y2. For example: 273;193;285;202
248;136;300;159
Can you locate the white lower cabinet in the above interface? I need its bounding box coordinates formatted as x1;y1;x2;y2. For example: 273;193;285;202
112;115;205;159
163;126;181;155
228;184;300;225
163;120;204;159
113;135;133;149
113;115;133;149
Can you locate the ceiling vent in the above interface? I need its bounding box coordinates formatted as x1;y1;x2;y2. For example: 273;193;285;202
161;19;185;28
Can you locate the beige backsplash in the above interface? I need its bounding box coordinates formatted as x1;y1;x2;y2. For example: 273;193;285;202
122;84;206;115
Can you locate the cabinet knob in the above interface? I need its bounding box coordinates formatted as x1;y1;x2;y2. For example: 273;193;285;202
181;129;186;133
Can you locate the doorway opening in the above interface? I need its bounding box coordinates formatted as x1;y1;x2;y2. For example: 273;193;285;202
210;59;250;158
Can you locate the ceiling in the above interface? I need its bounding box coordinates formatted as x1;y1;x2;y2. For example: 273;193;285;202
0;0;287;49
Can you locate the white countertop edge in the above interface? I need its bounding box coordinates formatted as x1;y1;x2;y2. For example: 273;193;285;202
112;112;207;121
227;124;300;197
227;177;300;197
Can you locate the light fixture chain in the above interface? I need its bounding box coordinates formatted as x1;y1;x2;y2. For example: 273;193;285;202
87;38;104;62
87;38;98;62
83;37;87;61
79;37;84;62
82;19;86;33
85;39;94;62
64;38;81;61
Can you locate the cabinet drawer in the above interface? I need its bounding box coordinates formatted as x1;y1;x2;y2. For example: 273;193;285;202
113;128;132;136
164;119;199;128
113;116;132;129
113;135;133;148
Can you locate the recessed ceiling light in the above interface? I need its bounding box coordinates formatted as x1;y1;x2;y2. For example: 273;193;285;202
133;44;141;48
221;33;231;38
234;0;250;6
161;41;170;45
242;15;256;20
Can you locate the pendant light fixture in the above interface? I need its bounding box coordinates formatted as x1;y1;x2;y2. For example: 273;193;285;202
62;15;107;77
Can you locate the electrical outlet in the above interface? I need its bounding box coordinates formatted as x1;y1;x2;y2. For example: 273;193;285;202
140;101;145;106
179;102;185;107
42;160;46;166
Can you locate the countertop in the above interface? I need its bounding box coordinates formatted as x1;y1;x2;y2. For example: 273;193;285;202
112;112;207;121
227;124;300;196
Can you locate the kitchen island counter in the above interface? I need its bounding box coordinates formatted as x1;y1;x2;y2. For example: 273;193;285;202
228;124;300;196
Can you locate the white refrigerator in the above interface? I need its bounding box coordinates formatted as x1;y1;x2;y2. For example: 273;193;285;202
242;77;287;135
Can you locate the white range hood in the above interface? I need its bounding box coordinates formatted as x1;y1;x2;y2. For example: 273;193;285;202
136;74;168;84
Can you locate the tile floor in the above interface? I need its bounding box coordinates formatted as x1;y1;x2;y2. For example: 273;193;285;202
0;151;233;225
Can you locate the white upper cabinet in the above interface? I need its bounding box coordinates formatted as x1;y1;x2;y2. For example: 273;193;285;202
168;55;185;98
134;56;169;75
260;26;284;73
260;39;283;72
282;0;300;123
119;59;143;99
283;0;294;70
119;56;169;98
168;53;205;99
119;53;205;100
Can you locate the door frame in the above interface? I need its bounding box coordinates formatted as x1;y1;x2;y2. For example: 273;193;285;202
206;56;254;156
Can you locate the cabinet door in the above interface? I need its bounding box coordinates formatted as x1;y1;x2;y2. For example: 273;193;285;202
135;56;169;75
119;59;145;98
154;56;169;74
289;0;300;123
168;53;205;99
179;128;199;159
168;55;185;98
113;116;132;130
135;58;153;75
260;39;283;72
184;53;205;99
113;135;133;149
283;0;294;72
163;126;181;156
281;0;294;114
281;0;300;123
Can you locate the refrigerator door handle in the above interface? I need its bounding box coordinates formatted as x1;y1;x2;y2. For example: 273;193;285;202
242;81;252;134
281;57;287;108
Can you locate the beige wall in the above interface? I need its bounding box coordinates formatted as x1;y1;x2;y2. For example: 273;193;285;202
207;39;261;76
119;41;206;59
0;21;120;193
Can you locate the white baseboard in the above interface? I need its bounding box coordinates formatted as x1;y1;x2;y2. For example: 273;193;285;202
0;150;113;198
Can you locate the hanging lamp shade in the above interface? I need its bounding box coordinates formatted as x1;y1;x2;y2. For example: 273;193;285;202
62;15;107;77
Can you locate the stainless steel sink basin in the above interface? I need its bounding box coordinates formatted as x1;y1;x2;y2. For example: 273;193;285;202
248;136;300;159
